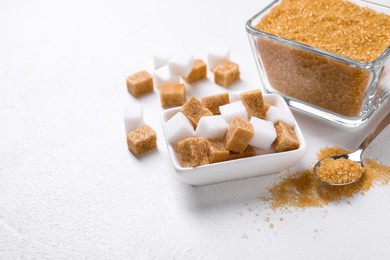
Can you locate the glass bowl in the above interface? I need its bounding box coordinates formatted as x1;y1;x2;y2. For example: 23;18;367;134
246;0;390;127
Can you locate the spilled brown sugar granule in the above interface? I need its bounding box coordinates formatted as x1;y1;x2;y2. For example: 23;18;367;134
262;147;390;209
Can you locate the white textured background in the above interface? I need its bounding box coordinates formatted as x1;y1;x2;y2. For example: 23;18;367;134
1;0;390;259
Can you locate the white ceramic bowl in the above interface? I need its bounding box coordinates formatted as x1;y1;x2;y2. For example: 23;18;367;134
161;93;306;186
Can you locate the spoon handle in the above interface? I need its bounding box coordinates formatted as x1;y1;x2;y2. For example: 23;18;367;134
358;111;390;151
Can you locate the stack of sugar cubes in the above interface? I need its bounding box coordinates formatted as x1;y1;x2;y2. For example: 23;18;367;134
124;47;241;158
163;89;300;168
152;48;240;108
124;103;157;156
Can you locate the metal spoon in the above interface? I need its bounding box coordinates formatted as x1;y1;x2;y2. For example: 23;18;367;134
313;111;390;186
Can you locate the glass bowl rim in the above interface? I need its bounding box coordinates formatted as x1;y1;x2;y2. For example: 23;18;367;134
245;0;390;70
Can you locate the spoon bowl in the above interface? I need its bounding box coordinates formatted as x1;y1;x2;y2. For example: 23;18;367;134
313;152;364;186
313;111;390;186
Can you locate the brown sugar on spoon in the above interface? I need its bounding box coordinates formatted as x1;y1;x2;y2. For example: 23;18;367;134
315;157;365;185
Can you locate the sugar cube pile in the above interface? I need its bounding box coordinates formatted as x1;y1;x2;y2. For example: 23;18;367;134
163;89;300;168
124;48;300;163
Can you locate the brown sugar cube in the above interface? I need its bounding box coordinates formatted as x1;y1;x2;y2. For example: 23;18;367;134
273;120;299;152
208;139;229;163
225;116;254;153
201;93;230;115
240;89;266;119
126;71;154;97
228;146;256;160
177;137;210;167
160;83;186;108
264;103;270;113
126;124;157;156
181;96;213;126
214;61;240;87
183;59;207;83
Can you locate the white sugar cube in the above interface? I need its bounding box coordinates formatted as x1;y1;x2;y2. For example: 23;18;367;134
153;66;180;89
207;48;230;71
219;101;248;124
153;49;172;69
164;112;194;145
124;103;144;133
168;52;194;77
195;115;228;140
266;105;295;127
229;91;242;102
249;117;277;150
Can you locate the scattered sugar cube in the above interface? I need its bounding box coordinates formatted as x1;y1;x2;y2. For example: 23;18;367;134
214;61;240;87
195;115;228;140
228;146;256;160
219;101;248;124
164;112;194;145
153;49;172;69
168;52;194;77
273;121;299;152
241;89;266;119
126;124;157;156
181;96;213;126
208;140;229;164
183;59;207;83
177;137;210;167
249;117;277;150
266;105;295;127
207;48;230;71
126;71;154;97
160;83;186;108
124;103;143;133
153;66;180;89
225;116;254;153
201;93;230;115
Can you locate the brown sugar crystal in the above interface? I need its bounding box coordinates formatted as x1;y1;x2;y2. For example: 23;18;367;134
255;0;390;116
208;139;229;163
240;89;266;119
181;96;213;126
177;137;210;167
126;124;157;156
273;120;299;152
225;116;255;153
201;93;230;115
126;70;154;97
214;61;240;87
228;145;256;160
183;59;207;84
160;83;186;108
315;158;365;185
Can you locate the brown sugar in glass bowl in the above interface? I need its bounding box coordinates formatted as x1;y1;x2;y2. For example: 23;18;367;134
246;0;390;126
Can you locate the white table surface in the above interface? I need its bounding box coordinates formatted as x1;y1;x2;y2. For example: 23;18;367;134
1;0;390;259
